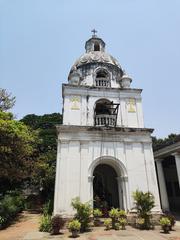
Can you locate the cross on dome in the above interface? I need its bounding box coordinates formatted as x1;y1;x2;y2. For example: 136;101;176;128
91;29;97;37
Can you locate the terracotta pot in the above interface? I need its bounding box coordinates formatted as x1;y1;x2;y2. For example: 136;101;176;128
51;226;60;235
121;225;126;230
163;225;170;234
72;230;79;238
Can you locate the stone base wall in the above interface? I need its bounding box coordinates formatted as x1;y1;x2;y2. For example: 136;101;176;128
127;213;162;226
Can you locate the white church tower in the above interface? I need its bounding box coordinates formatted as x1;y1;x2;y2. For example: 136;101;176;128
54;31;161;217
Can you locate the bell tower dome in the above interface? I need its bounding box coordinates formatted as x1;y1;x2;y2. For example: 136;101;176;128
54;32;161;217
68;31;128;89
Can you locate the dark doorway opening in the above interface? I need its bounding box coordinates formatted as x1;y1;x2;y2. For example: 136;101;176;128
93;164;119;212
162;156;180;212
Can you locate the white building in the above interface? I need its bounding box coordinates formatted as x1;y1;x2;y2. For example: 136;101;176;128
154;141;180;212
54;33;161;217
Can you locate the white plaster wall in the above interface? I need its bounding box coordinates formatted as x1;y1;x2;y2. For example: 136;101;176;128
62;86;144;128
54;132;161;216
143;143;161;211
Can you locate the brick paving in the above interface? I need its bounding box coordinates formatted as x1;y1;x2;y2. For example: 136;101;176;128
0;212;180;240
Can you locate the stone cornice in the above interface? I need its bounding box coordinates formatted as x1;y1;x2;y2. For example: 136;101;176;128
62;84;142;99
56;125;153;133
56;125;153;143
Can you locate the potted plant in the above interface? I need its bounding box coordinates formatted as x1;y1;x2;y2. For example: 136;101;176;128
104;218;112;230
109;208;119;229
119;210;127;219
136;217;145;229
163;213;176;230
93;209;102;226
101;200;108;217
114;222;120;230
51;215;65;235
71;197;92;232
132;190;155;229
160;217;171;234
68;219;81;238
119;218;127;230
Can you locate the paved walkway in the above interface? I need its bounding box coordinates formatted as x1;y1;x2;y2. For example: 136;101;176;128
0;211;40;240
0;212;180;240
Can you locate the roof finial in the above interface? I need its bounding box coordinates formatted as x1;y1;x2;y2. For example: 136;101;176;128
91;29;97;37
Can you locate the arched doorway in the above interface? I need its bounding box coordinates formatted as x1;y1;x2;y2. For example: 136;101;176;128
93;164;119;211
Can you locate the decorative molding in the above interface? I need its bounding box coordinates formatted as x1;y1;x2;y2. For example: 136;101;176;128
60;140;69;144
88;176;94;182
127;98;136;113
62;84;142;99
70;96;81;110
120;176;128;182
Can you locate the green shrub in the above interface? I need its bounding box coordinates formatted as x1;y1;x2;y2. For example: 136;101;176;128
0;191;24;228
104;218;112;230
133;190;155;229
119;218;127;230
68;219;81;231
109;208;119;229
114;222;120;230
0;216;6;229
160;217;171;226
109;208;119;219
160;217;171;233
93;209;102;218
39;215;52;232
119;210;127;218
42;200;53;216
71;197;92;232
68;219;81;238
162;213;175;230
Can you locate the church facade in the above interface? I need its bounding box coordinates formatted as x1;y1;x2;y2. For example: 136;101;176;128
54;33;161;217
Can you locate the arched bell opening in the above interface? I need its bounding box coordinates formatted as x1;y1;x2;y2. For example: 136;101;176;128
95;69;110;87
94;42;100;51
94;99;119;127
93;164;119;212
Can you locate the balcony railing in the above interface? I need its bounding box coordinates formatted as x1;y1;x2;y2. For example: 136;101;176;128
95;114;117;127
95;78;110;87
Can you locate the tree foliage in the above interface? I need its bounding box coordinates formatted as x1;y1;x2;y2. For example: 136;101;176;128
21;113;62;152
0;88;16;111
152;134;180;151
0;111;38;193
0;88;62;203
21;113;62;200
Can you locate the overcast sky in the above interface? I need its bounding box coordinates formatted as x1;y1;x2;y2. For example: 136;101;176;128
0;0;180;138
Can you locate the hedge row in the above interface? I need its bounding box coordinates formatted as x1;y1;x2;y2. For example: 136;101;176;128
0;191;24;229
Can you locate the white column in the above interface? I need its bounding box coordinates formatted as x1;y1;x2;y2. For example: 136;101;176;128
116;177;123;209
156;160;169;211
119;176;128;211
173;153;180;188
88;176;94;208
116;176;129;211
